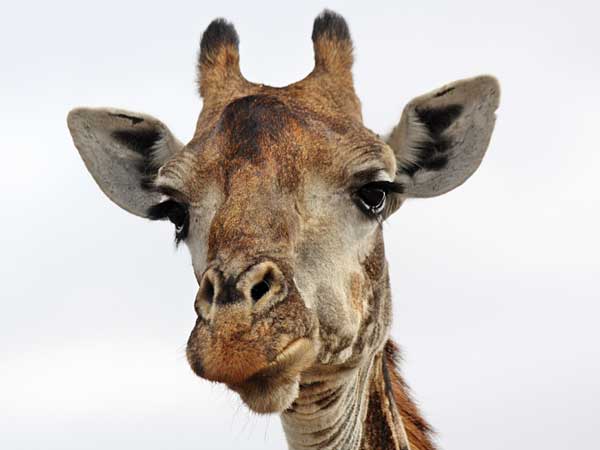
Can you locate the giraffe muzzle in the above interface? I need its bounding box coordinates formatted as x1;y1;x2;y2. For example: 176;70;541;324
195;260;288;320
186;259;316;386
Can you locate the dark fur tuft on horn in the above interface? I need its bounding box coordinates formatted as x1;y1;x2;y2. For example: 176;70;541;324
312;9;351;43
197;18;247;100
311;10;353;73
199;18;239;66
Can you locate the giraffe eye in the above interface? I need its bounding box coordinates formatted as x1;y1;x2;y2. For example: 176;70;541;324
354;180;404;217
167;202;188;232
147;199;190;243
356;185;387;215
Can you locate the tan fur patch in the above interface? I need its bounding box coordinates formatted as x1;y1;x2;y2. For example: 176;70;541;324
68;9;500;449
350;272;365;315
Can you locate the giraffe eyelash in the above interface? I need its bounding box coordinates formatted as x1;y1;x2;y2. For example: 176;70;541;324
147;199;190;244
354;181;404;219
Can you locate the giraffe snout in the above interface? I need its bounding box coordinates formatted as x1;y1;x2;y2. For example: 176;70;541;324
194;260;288;321
186;258;315;386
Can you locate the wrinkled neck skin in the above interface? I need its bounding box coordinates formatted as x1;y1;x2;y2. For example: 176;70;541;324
281;249;411;450
281;351;411;450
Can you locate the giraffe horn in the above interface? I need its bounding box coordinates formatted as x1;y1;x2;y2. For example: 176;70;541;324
311;10;354;79
197;18;250;101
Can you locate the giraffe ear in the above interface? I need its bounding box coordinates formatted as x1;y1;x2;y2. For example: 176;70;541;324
67;107;183;217
387;76;500;198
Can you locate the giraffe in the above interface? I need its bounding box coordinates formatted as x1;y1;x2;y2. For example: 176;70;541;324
67;10;499;450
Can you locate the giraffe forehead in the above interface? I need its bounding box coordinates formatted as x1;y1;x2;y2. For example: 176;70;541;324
168;91;394;200
214;95;307;191
218;94;305;155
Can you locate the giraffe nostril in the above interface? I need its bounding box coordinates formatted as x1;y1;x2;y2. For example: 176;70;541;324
250;279;271;302
195;269;222;318
198;272;216;305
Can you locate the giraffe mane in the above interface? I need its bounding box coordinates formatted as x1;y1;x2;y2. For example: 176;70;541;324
384;340;437;450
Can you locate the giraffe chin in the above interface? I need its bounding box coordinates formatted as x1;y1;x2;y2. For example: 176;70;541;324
228;338;317;414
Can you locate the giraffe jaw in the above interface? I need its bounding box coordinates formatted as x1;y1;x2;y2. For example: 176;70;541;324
228;338;317;413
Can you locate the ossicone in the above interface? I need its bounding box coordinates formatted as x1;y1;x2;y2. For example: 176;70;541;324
311;10;354;75
197;18;249;100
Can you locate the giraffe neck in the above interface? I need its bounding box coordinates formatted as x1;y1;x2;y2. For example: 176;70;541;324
280;349;412;450
281;232;435;450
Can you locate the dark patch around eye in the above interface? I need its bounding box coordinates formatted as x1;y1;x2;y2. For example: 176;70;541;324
360;188;385;206
147;200;189;244
355;181;404;219
147;200;178;221
167;205;187;229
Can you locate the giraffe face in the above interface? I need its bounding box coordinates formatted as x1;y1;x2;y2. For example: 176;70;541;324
67;12;499;414
157;91;398;412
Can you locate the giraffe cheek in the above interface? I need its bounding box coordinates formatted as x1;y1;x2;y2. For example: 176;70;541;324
314;285;361;365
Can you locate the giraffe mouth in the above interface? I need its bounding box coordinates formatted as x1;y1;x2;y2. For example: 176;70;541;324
225;337;315;384
185;279;317;412
260;337;315;376
227;337;317;413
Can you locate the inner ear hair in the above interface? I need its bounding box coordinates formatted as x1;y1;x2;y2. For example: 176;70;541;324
401;103;464;176
387;75;500;198
67;107;184;217
111;127;165;190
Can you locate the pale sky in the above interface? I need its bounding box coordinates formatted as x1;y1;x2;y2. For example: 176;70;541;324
1;1;599;449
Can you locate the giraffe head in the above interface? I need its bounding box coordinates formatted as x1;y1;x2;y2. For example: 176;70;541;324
68;11;499;414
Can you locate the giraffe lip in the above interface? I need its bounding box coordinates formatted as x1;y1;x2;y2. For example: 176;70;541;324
243;337;315;381
268;338;313;369
227;337;316;414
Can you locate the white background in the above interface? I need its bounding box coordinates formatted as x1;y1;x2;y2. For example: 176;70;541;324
1;1;599;449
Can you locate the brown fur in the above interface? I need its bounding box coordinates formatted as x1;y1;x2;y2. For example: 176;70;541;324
68;9;500;450
383;341;436;450
359;343;435;450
